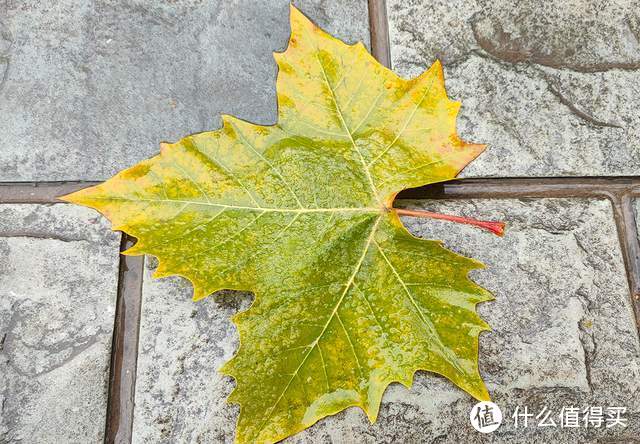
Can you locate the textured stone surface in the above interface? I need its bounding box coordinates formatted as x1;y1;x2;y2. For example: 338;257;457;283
387;0;640;177
132;271;245;443
0;204;120;443
0;0;370;181
133;198;640;442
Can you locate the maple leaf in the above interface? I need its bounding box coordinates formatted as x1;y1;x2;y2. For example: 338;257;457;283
62;5;503;443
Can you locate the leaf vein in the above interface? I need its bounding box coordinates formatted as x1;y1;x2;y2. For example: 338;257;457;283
373;240;465;375
252;214;382;440
90;195;378;214
303;25;380;204
336;311;365;380
317;343;330;391
229;121;304;208
368;75;438;167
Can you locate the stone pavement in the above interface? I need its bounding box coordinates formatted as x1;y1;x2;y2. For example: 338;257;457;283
0;205;120;443
1;1;640;443
0;0;368;182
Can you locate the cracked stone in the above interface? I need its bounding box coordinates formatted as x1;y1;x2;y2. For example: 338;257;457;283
387;0;640;177
0;204;121;443
0;0;370;182
132;198;639;442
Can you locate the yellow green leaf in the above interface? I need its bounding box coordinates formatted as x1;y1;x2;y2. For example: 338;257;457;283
62;5;494;443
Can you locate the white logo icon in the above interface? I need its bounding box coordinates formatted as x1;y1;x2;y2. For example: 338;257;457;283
470;401;503;433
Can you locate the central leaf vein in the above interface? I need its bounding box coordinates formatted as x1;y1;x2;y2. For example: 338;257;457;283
303;26;380;205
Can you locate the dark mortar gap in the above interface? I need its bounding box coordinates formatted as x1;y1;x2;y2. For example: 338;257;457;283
368;0;392;68
397;177;640;199
614;194;640;332
0;181;100;204
104;235;144;444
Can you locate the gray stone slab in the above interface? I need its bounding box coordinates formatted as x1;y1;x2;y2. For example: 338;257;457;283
0;0;369;182
133;198;640;442
387;0;640;177
0;204;120;443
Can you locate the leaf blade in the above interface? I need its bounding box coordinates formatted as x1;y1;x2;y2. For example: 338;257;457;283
62;5;494;443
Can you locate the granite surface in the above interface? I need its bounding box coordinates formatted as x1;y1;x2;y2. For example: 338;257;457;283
0;204;121;443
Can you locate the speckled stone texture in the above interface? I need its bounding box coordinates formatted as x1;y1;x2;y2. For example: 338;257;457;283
133;198;640;442
132;266;245;444
387;0;640;177
0;204;120;443
0;0;370;182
